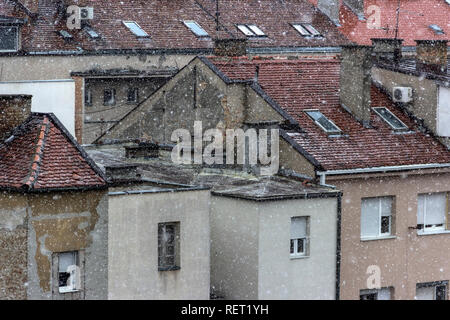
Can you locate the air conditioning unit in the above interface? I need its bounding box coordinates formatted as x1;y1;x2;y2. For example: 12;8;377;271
393;87;413;103
80;7;94;20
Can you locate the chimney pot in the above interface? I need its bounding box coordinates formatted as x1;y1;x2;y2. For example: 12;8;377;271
415;40;448;74
0;95;32;140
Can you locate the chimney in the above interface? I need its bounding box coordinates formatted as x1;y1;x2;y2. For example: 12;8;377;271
317;0;340;25
214;38;247;57
415;40;448;74
371;38;403;63
340;45;373;127
344;0;365;19
0;95;32;140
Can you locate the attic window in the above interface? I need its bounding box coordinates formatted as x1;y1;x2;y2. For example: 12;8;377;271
183;21;209;37
59;30;73;39
236;24;266;37
373;107;408;131
305;110;341;134
0;26;18;52
292;23;321;37
84;26;99;39
429;24;445;35
123;21;149;37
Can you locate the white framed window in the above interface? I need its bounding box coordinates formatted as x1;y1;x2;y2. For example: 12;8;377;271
158;222;180;271
372;107;408;131
417;192;449;233
103;88;116;106
361;197;394;239
123;21;149;37
290;216;309;258
360;287;392;300
305;109;342;134
183;21;209;37
292;23;321;37
0;26;18;52
416;282;448;300
58;251;81;293
84;26;99;39
236;24;265;37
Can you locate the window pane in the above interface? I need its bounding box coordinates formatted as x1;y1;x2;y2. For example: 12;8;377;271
184;21;208;37
297;239;304;253
361;198;380;237
380;216;390;234
293;24;310;36
417;195;425;225
424;193;447;225
291;217;307;239
237;24;254;36
436;285;447;300
416;286;435;300
59;252;76;273
247;25;265;36
373;107;408;130
123;21;149;37
305;110;341;133
290;239;294;254
303;24;321;36
0;26;17;51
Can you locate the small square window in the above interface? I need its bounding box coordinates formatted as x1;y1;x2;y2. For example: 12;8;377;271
0;26;18;51
123;21;149;37
127;88;139;104
158;222;180;271
104;89;116;106
417;192;448;233
290;216;309;258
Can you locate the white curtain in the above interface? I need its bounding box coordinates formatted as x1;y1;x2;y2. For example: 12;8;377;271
291;217;307;239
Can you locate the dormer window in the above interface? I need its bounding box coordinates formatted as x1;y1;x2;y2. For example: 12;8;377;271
429;24;445;35
59;30;73;40
123;21;149;37
305;110;341;134
373;107;408;131
236;24;265;37
0;26;18;52
183;21;209;37
292;23;321;37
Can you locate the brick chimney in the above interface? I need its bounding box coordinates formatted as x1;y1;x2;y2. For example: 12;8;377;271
371;38;403;63
415;40;448;74
340;45;373;127
214;38;247;57
317;0;340;25
0;95;32;140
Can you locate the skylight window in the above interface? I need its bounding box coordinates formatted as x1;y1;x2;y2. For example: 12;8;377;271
84;26;99;39
236;24;265;37
305;110;341;134
183;21;209;37
123;21;149;37
429;24;445;35
292;23;321;37
373;107;408;131
59;30;73;39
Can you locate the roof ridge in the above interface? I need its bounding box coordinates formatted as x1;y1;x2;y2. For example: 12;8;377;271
23;116;50;188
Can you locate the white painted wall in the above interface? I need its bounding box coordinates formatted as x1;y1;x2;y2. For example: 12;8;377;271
438;86;450;137
108;189;210;300
0;80;75;135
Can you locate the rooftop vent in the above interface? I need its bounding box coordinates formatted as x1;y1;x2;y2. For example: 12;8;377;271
125;142;160;159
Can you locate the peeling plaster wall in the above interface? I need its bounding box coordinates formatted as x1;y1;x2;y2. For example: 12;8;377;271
0;190;108;300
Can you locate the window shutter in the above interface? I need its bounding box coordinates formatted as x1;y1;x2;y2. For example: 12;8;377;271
425;193;446;225
380;198;392;217
361;198;379;237
416;286;435;300
417;195;425;225
291;217;307;239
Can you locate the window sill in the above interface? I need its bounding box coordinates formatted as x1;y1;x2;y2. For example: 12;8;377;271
158;266;181;272
417;230;450;236
290;255;310;260
59;288;81;294
360;235;396;242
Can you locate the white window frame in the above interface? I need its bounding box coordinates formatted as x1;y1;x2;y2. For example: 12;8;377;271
372;107;408;131
361;197;393;239
305;109;342;134
292;23;321;37
236;24;265;37
58;251;81;294
417;192;448;234
416;282;448;300
0;25;19;52
290;216;309;258
123;21;149;37
183;20;209;37
360;287;392;300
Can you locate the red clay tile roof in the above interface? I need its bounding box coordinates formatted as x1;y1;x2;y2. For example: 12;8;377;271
309;0;450;46
206;56;450;171
1;0;351;53
0;113;106;191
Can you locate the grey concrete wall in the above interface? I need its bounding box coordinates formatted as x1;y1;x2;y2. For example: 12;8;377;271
108;189;210;300
257;197;338;300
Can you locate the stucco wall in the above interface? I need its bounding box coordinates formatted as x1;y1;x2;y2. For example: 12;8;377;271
108;189;210;300
332;171;450;300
